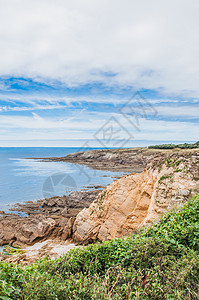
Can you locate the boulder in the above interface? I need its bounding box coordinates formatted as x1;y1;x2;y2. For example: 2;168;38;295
0;215;70;247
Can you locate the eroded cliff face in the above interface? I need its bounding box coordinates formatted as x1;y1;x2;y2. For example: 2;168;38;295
72;150;199;244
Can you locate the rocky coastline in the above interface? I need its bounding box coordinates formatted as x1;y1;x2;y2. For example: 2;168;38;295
31;147;158;172
0;147;199;263
0;190;100;247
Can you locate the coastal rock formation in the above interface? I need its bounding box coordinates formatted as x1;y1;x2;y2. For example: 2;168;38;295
11;190;100;217
72;150;199;244
0;190;100;247
0;239;79;265
0;215;74;247
38;148;156;172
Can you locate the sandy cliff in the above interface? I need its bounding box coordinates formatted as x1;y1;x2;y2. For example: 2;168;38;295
72;150;199;243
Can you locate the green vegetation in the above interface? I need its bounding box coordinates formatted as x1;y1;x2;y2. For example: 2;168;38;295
148;141;199;149
166;158;185;170
91;190;107;215
166;158;175;167
158;174;172;183
176;159;184;166
0;195;199;299
3;246;25;256
97;190;107;210
175;168;183;173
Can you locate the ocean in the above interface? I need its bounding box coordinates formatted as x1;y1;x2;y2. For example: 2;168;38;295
0;147;126;213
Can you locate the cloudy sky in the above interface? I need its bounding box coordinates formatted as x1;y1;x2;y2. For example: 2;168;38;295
0;0;198;147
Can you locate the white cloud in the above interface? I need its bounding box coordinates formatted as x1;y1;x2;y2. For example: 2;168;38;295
154;105;199;118
0;109;198;143
0;0;199;96
0;104;67;112
0;1;199;147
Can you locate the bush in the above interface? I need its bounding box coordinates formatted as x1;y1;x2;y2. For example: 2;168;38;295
0;195;199;299
148;141;199;150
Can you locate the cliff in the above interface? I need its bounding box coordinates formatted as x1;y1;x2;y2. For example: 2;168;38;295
72;149;199;243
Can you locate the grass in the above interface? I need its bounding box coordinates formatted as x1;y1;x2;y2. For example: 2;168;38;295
0;195;199;299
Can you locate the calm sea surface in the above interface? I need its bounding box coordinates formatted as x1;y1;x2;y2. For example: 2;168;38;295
0;147;126;213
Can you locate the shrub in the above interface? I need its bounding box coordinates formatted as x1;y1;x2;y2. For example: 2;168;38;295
0;195;199;299
148;141;199;149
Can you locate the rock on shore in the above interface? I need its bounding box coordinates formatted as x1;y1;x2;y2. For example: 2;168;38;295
0;190;100;247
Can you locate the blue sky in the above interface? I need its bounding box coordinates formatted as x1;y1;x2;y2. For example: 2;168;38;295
0;1;198;147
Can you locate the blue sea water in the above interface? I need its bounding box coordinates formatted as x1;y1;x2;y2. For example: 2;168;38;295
0;147;126;213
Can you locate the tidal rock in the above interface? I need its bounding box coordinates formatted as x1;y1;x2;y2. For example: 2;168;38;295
0;189;100;247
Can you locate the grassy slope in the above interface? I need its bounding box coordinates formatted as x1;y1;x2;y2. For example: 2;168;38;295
0;195;199;300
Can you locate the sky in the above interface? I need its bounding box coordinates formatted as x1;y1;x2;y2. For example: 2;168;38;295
0;0;198;147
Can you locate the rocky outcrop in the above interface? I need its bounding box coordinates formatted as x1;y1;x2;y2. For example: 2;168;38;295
72;150;199;244
0;190;100;247
0;214;74;247
0;240;78;265
36;148;161;172
11;190;100;217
